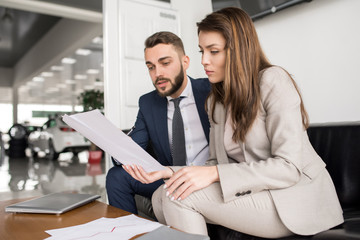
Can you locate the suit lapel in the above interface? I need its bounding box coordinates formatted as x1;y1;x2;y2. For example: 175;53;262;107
153;95;172;165
214;103;246;164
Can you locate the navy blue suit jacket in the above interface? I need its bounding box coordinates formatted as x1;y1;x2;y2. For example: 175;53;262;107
129;77;210;166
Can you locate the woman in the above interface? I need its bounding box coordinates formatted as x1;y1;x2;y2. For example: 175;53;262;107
123;7;343;238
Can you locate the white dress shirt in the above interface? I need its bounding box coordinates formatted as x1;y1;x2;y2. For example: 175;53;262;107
166;78;209;166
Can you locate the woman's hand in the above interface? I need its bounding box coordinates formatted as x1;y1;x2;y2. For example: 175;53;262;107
164;166;219;201
122;164;173;184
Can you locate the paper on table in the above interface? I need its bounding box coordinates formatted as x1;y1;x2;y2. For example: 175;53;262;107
45;214;164;240
62;109;165;172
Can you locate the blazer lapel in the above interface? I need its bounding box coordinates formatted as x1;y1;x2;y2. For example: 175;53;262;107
214;102;246;164
214;102;229;164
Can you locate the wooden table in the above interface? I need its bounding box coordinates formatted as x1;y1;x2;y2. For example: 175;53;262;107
0;198;143;240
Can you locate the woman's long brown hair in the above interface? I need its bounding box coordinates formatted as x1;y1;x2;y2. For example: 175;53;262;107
197;7;309;142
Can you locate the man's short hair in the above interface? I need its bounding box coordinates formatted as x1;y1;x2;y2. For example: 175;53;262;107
144;31;185;55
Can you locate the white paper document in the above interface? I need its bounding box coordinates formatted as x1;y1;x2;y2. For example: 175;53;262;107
62;109;165;172
45;214;164;240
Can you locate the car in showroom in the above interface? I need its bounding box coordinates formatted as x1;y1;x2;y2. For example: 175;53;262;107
28;115;91;159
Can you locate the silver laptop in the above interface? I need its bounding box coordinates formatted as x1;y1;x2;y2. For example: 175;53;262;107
5;192;101;215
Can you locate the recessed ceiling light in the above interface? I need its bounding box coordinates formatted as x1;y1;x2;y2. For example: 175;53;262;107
92;36;103;44
74;74;87;80
62;57;77;64
41;72;54;77
32;77;45;82
94;81;104;86
51;65;64;71
86;69;100;74
65;79;76;84
76;48;92;56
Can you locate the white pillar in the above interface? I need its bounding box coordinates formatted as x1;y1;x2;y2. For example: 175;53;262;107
12;87;18;124
102;0;122;176
103;0;121;128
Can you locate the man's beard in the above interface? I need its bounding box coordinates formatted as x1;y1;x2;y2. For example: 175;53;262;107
155;65;184;97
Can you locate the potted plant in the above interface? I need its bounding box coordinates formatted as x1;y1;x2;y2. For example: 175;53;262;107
78;89;104;113
78;89;104;162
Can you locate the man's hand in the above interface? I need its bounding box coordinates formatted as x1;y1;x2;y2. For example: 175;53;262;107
164;166;219;201
123;164;173;184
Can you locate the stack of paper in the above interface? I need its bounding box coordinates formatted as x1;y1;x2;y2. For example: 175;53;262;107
45;214;163;240
63;110;165;172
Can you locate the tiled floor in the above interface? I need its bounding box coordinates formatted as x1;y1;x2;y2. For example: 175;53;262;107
0;150;107;203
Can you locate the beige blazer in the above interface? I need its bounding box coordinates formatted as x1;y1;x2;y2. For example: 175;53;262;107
204;66;343;235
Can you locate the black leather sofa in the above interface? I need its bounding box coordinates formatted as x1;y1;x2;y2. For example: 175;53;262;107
131;122;360;239
207;122;360;240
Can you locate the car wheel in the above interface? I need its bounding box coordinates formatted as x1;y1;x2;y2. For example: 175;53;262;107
48;139;59;160
31;149;38;158
8;124;27;140
8;139;27;158
71;149;80;157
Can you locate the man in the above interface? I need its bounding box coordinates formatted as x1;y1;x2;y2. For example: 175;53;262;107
106;31;210;215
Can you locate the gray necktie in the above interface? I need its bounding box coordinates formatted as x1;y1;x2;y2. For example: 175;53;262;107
171;97;186;166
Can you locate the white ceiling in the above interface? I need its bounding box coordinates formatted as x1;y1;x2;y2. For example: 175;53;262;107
0;0;103;106
17;38;104;105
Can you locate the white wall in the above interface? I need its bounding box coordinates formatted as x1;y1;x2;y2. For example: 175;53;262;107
171;0;212;78
254;0;360;123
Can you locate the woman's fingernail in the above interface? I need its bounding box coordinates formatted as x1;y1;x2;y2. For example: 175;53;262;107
166;191;170;197
163;184;167;189
177;197;181;201
170;196;175;201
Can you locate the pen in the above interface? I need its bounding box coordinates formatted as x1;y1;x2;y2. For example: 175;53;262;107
127;126;135;136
